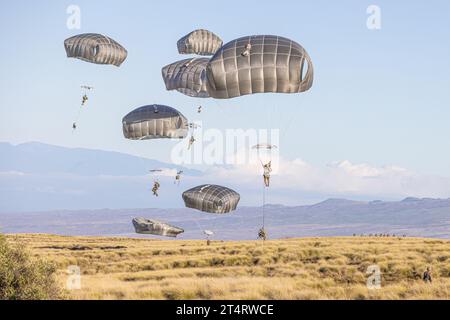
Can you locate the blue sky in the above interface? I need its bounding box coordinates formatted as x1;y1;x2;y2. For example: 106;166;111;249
1;0;449;179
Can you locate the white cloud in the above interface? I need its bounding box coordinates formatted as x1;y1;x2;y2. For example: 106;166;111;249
203;156;450;200
0;171;25;176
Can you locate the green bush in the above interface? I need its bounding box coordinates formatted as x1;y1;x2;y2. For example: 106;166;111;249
0;234;62;300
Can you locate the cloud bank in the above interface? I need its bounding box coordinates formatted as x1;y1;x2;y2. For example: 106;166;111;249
203;156;450;201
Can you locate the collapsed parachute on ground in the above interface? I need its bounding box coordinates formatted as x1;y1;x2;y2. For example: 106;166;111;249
64;33;127;66
206;35;313;99
122;104;189;140
182;184;240;214
161;58;210;98
132;217;184;237
177;29;223;56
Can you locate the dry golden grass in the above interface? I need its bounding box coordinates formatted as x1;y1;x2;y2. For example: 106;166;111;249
5;234;450;300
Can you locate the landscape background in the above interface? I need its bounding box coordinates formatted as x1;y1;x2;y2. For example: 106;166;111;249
1;141;449;240
1;1;450;301
2;197;449;239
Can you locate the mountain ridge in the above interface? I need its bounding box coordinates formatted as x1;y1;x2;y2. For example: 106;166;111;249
1;197;449;239
0;141;202;176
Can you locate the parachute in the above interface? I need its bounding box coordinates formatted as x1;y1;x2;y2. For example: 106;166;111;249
182;184;240;214
204;230;214;244
206;35;313;99
132;217;184;237
122;104;189;140
64;33;127;66
177;29;223;56
252;144;278;150
204;230;214;237
161;58;210;98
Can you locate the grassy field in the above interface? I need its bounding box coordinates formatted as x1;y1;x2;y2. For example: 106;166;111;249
5;234;450;300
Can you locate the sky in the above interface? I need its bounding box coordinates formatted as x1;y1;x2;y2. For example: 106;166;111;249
0;0;450;192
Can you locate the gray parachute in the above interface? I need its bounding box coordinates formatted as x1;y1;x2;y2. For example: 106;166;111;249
161;58;210;98
177;29;223;56
64;33;127;66
206;35;313;99
182;184;240;214
122;104;189;140
132;217;184;237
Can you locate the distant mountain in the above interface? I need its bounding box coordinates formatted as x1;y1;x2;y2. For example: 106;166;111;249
0;142;204;211
0;142;201;176
1;198;449;239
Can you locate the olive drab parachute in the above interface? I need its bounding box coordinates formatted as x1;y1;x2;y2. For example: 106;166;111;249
122;104;189;140
161;58;210;98
182;184;240;214
64;33;128;66
132;218;184;237
177;29;223;56
205;35;314;99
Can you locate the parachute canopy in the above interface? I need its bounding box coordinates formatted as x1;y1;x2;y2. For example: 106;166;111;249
64;33;127;67
161;58;210;98
182;184;240;214
122;104;189;140
206;35;313;99
252;144;278;150
177;29;223;56
132;217;184;237
204;230;214;236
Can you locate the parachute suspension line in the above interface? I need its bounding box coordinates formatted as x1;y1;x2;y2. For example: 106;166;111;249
279;105;298;145
262;184;266;229
127;140;159;197
72;104;83;133
211;98;233;126
259;182;268;244
265;97;270;130
259;184;268;251
72;85;93;132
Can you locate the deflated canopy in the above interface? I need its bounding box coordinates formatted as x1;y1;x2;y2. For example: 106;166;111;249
122;104;189;140
182;184;240;214
161;58;210;98
64;33;127;66
132;218;184;237
206;35;313;99
177;29;223;56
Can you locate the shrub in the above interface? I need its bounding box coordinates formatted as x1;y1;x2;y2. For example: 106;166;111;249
0;234;62;300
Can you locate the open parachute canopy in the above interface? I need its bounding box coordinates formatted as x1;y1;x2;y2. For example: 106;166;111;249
203;230;214;236
177;29;223;56
122;104;189;140
161;58;210;98
252;143;278;150
182;184;240;214
64;33;127;66
206;35;313;99
132;217;184;237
